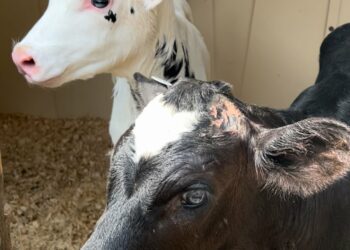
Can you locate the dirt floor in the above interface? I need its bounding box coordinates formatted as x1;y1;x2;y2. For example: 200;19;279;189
0;114;112;250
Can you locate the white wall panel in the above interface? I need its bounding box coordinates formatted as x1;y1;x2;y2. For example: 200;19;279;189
339;0;350;24
241;0;330;108
212;0;255;96
189;0;215;77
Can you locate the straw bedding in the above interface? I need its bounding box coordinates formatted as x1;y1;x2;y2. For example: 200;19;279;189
0;114;112;250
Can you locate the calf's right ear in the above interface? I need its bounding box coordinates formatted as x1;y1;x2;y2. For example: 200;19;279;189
254;118;350;197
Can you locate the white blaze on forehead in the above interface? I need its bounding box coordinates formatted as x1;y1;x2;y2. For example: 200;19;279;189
133;95;198;161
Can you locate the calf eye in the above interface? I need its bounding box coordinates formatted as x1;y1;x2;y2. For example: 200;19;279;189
181;190;208;209
92;0;109;8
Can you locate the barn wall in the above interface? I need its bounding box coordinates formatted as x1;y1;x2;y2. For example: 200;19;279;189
0;0;349;118
189;0;346;108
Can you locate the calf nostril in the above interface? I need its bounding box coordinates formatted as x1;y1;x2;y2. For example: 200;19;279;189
22;58;36;67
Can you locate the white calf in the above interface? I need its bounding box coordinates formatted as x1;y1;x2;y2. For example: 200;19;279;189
12;0;209;144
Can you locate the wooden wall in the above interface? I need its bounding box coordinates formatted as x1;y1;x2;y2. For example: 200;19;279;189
0;0;350;119
190;0;350;108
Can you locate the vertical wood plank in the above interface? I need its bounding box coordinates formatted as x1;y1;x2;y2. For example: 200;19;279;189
188;0;215;78
241;0;330;108
212;0;255;96
53;75;113;119
325;0;342;35
338;0;350;24
0;153;12;250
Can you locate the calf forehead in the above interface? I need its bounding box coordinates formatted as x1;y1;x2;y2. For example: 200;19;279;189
133;95;199;161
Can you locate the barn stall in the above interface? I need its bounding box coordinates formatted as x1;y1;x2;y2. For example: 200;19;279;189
0;0;350;249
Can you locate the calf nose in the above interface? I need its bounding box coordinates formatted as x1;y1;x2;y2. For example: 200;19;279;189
12;47;39;77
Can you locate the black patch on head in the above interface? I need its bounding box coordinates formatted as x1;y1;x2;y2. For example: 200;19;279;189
130;7;135;14
290;23;350;125
316;23;350;82
163;79;233;112
320;24;350;57
105;10;117;23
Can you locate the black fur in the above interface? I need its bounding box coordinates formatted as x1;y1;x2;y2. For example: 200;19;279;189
104;10;117;23
182;44;195;78
83;24;350;250
291;23;350;125
155;39;167;58
155;40;195;83
162;41;183;81
131;73;169;111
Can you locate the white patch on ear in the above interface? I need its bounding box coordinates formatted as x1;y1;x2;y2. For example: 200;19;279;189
143;0;163;10
133;94;198;161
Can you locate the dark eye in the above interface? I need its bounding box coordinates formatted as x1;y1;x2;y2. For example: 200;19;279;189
92;0;109;8
181;189;208;209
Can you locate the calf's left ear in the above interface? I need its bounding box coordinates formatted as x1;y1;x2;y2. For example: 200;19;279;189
255;118;350;197
143;0;163;10
132;73;169;111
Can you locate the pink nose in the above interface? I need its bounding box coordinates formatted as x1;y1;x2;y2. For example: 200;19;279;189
12;47;39;77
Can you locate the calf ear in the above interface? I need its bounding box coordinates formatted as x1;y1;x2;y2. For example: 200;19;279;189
255;118;350;197
132;73;170;111
143;0;163;10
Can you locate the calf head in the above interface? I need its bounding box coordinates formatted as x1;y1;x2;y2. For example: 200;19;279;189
83;77;350;250
12;0;168;87
317;23;350;81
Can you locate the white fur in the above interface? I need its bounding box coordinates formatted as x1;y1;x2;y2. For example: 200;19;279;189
109;78;139;144
13;0;209;144
151;76;173;87
133;95;198;161
144;0;163;10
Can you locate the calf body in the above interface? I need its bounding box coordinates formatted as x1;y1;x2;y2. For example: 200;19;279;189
83;78;350;250
83;24;350;249
291;23;350;125
12;0;209;144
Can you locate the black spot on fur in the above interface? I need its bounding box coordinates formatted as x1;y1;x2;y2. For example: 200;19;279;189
130;7;135;14
105;10;117;23
182;44;195;78
155;39;195;82
155;40;167;58
162;41;184;80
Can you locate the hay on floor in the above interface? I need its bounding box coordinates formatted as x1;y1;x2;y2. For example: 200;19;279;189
0;114;112;250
